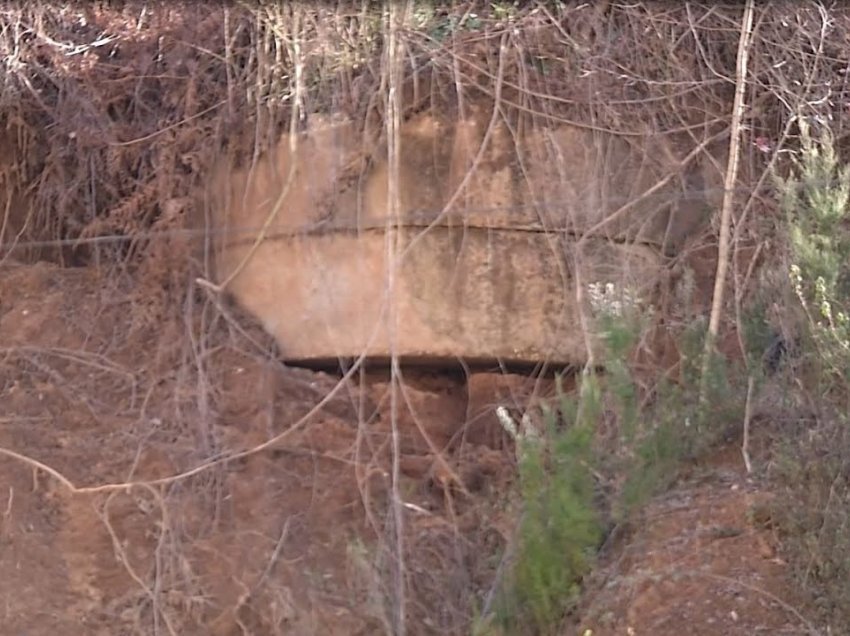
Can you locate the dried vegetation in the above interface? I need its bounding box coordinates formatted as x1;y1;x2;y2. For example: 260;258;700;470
1;2;850;634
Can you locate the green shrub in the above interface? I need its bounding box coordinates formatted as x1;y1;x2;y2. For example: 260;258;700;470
486;286;743;634
489;373;602;634
769;116;850;633
775;117;850;389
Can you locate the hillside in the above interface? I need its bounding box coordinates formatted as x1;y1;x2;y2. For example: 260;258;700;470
1;3;848;634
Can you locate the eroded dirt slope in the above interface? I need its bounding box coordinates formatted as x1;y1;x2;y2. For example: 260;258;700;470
575;445;814;635
0;261;814;635
0;260;517;635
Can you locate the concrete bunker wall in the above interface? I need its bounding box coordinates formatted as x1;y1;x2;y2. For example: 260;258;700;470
208;110;721;366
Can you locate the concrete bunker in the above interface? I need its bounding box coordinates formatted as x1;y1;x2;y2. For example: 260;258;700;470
207;109;719;367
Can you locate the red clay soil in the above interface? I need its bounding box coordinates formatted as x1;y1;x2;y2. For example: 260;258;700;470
574;444;817;635
0;260;817;635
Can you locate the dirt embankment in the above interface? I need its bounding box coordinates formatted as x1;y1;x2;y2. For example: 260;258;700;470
0;260;517;635
0;3;834;633
0;260;814;636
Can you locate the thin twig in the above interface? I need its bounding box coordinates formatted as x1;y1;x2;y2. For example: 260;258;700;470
385;3;408;634
700;0;756;406
742;374;754;474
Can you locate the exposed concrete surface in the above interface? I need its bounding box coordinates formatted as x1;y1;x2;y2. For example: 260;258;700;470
208;111;705;365
214;224;660;365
